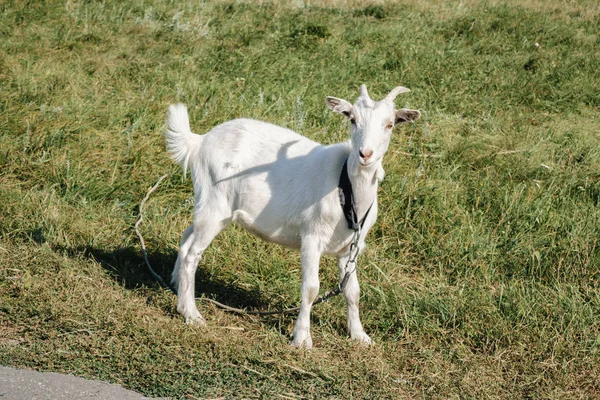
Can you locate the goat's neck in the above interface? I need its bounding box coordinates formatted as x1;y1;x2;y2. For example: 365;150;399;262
347;155;380;219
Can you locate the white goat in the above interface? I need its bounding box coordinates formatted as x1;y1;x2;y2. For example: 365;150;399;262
166;85;420;349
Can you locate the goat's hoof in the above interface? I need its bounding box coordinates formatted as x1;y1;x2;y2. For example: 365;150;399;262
291;335;313;350
351;331;374;345
184;315;206;326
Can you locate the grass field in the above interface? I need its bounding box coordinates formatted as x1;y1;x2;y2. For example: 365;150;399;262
1;0;600;398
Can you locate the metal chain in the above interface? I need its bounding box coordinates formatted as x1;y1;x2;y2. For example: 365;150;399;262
336;226;361;295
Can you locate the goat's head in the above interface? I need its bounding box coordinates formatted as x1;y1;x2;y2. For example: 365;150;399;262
326;84;421;167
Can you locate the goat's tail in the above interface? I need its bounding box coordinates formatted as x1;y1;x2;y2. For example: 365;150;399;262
165;103;203;178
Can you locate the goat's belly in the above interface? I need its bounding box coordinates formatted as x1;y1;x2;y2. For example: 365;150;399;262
231;209;363;255
232;210;302;249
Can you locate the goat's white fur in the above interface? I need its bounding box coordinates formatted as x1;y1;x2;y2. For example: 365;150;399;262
166;85;420;349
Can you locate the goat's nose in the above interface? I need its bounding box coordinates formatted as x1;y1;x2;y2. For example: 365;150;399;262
359;148;373;161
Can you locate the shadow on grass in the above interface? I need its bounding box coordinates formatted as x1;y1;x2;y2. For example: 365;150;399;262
24;226;330;337
55;243;300;334
18;220;335;342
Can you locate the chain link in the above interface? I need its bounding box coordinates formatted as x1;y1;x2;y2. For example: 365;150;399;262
337;226;361;293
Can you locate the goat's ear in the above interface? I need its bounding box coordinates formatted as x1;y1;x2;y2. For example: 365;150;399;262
325;97;354;118
395;108;421;124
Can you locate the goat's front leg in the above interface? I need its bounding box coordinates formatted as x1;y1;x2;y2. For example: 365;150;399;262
337;255;373;344
291;237;322;349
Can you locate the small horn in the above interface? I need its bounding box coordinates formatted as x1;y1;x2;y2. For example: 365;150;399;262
359;84;369;98
385;86;410;102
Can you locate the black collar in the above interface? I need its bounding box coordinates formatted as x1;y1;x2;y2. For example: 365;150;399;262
338;158;373;232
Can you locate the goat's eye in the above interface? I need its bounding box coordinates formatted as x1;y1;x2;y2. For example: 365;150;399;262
350;118;356;125
386;122;394;130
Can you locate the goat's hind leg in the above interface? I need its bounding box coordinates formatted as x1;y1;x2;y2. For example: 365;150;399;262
172;225;202;324
173;216;228;325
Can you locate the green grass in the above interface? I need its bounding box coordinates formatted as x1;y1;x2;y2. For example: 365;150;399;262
1;0;600;398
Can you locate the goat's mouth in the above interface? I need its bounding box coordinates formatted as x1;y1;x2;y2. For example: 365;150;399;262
358;158;378;168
